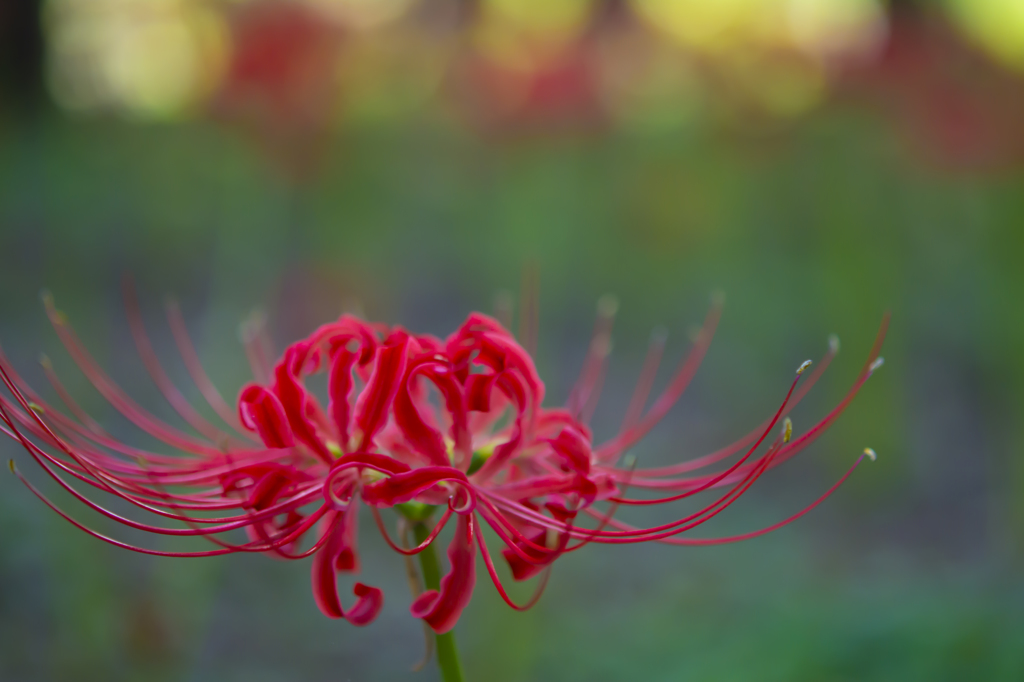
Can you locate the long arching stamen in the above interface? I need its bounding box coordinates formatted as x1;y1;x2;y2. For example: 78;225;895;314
568;295;617;419
610;363;805;504
620;332;838;479
166;297;253;437
620;327;667;434
41;293;224;456
475;515;554;611
371;505;453;556
39;354;110;437
588;450;873;546
123;279;242;446
595;295;723;462
518;261;539;358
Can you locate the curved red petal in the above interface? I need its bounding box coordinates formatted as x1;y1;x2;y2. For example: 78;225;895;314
355;331;410;451
328;347;358;452
361;466;468;507
311;507;382;625
410;514;476;634
238;384;295;448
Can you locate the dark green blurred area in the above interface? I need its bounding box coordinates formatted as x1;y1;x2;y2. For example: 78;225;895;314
3;23;1024;682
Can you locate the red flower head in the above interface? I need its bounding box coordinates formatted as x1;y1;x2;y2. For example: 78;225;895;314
0;286;887;637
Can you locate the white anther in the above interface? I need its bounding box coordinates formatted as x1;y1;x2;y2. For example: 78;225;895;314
796;359;813;375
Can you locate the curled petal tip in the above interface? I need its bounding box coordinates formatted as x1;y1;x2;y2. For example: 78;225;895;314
828;334;840;353
782;417;793;444
863;447;877;462
597;295;619;318
796;359;813;375
869;357;885;373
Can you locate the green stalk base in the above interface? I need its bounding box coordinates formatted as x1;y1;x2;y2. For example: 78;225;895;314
413;521;466;682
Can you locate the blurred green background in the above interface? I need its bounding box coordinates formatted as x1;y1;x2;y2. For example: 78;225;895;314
2;0;1024;680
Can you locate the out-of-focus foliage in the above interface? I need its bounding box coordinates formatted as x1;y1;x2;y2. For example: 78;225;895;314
37;0;883;123
2;1;1024;681
35;0;1024;128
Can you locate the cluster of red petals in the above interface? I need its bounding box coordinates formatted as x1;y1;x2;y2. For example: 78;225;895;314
0;290;887;634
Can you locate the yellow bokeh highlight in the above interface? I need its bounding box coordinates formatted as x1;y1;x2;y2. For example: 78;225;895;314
304;0;420;31
947;0;1024;70
473;0;595;71
483;0;593;37
786;0;886;57
629;0;885;58
37;0;929;126
626;0;884;116
630;0;769;53
45;0;227;120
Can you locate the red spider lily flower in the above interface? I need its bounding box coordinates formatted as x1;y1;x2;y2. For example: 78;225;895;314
0;287;887;636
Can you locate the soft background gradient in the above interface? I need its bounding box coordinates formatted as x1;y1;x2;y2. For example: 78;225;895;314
2;1;1023;680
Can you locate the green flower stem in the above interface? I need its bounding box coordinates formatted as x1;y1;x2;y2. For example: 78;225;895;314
413;521;465;682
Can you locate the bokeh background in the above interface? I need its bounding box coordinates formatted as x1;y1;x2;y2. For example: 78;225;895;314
2;0;1024;680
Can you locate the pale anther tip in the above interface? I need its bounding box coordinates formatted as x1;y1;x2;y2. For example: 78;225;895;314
869;357;885;372
597;295;619;318
863;447;877;462
39;290;65;323
828;334;840;353
27;402;45;415
8;459;16;474
710;290;726;306
782;417;793;444
38;353;51;368
796;359;813;375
